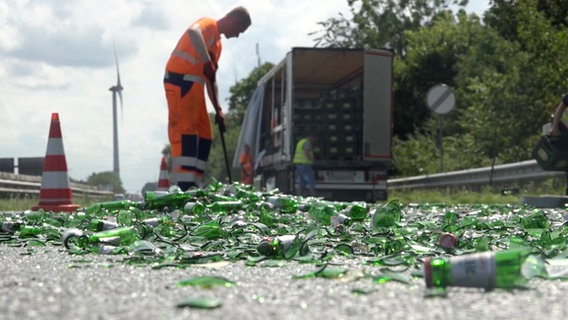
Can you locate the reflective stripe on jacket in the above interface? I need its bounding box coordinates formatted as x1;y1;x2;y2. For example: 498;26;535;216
165;17;222;75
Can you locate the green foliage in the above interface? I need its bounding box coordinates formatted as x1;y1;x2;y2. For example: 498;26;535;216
205;117;240;185
194;0;568;188
0;196;104;211
395;11;483;139
86;171;124;194
392;133;438;176
227;62;274;125
311;0;469;54
389;188;521;205
388;182;562;205
206;63;274;184
382;0;568;175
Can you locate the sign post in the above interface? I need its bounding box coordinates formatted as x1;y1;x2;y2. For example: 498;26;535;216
426;84;456;172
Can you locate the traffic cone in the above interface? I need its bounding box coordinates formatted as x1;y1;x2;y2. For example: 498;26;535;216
32;113;80;212
157;156;170;191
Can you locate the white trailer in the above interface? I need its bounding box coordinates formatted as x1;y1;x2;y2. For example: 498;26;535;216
234;47;394;202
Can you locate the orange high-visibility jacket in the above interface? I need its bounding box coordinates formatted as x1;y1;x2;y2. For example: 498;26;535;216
166;17;222;76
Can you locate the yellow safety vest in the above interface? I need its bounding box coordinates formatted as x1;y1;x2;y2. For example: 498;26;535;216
293;139;312;164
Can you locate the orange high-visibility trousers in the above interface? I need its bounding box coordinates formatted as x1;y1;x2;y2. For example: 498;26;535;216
164;72;212;190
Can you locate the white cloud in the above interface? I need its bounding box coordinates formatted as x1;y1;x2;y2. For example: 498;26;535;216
0;0;487;192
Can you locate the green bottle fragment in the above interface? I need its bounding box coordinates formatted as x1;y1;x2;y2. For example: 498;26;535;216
256;234;306;259
144;190;192;210
257;235;292;257
129;240;157;254
141;218;159;227
176;297;222;309
206;181;224;193
267;196;298;213
296;203;312;212
309;203;337;225
22;210;45;225
133;219;159;238
87;200;135;214
235;187;261;202
370;200;402;228
423;248;543;289
18;225;43;238
88;226;139;246
176;275;235;288
193;220;225;239
258;205;277;226
208;194;233;202
152;216;179;237
1;220;22;233
62;228;89;250
183;201;206;215
207;201;243;214
330;213;352;232
62;226;139;250
345;203;367;221
520;211;551;229
117;209;137;226
86;218;118;232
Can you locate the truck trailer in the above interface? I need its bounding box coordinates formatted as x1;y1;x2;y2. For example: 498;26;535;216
233;47;394;202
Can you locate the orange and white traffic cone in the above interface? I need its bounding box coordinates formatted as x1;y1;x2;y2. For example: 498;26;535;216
32;113;80;212
157;156;170;191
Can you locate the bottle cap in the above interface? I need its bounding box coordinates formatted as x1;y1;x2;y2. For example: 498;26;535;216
439;233;457;249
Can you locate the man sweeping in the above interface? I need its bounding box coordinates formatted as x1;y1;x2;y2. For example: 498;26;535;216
163;7;251;190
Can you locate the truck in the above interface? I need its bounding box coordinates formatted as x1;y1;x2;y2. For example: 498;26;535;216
233;47;394;202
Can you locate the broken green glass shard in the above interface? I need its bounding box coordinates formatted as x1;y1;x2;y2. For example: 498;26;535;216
176;297;222;309
176;276;235;288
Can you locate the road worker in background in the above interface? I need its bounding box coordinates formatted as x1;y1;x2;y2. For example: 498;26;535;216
239;144;254;185
163;7;251;190
293;135;316;196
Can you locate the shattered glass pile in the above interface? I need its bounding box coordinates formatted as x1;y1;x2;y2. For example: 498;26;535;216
2;182;568;292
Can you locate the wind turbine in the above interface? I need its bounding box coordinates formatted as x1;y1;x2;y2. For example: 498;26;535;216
109;43;123;180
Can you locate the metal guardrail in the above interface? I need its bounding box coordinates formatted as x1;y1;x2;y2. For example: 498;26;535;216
0;172;113;199
387;160;565;190
0;160;562;198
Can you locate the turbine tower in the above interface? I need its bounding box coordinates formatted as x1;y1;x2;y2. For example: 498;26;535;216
109;43;123;180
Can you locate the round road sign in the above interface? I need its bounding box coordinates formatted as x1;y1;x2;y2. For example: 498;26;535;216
426;84;455;115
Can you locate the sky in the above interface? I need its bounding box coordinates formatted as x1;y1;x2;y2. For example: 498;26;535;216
0;0;489;193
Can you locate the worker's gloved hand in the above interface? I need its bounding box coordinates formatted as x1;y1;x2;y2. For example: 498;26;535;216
215;109;226;133
203;61;217;83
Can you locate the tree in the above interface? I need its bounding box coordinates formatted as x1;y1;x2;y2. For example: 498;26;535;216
312;0;568;179
396;0;568;175
227;62;274;125
86;171;125;194
485;0;568;43
393;11;502;172
205;63;275;184
466;0;568;164
311;0;469;55
312;0;470;139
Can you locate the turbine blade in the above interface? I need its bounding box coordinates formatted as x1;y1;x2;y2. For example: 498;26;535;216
113;42;121;88
113;41;124;124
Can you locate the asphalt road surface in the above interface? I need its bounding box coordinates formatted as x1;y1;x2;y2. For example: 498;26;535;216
1;244;567;320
